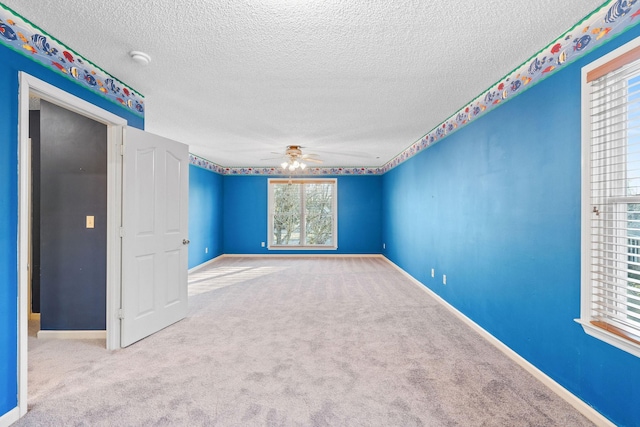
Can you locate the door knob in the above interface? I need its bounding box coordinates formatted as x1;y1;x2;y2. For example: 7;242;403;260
183;239;190;245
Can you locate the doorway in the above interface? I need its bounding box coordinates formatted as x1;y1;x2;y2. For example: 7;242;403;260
17;71;190;420
18;72;127;418
29;99;109;337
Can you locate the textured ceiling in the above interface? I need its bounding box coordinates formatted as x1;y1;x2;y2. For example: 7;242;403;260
3;0;607;168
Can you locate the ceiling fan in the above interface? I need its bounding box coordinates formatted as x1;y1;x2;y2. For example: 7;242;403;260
272;145;323;171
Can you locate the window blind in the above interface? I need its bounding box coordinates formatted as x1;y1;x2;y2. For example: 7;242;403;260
588;57;640;344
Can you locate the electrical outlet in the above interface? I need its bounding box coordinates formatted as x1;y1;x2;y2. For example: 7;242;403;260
383;243;386;249
205;247;208;254
261;242;265;247
431;268;434;278
443;274;447;285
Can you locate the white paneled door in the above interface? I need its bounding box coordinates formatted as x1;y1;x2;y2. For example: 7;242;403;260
121;127;189;347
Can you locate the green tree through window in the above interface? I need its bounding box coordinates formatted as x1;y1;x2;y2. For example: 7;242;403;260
273;183;301;245
269;179;337;248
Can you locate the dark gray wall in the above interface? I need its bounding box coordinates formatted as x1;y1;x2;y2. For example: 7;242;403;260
29;110;41;314
39;100;107;330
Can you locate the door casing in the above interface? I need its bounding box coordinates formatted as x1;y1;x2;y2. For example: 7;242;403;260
17;72;127;417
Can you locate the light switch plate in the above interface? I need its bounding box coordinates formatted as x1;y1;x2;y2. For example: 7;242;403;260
86;215;94;228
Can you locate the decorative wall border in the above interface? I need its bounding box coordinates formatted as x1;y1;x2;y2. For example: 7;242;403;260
191;0;640;176
379;0;640;174
189;154;226;174
5;0;636;175
0;2;145;117
189;154;382;176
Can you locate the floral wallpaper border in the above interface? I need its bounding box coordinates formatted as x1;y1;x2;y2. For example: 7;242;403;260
379;0;640;174
191;0;640;176
2;1;638;175
189;154;382;176
0;2;145;116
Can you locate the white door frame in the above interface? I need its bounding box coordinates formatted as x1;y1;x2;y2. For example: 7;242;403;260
17;72;127;417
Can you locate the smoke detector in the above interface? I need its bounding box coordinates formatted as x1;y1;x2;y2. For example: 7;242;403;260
129;51;151;65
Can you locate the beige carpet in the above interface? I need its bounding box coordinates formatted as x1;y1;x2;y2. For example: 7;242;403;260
16;256;594;426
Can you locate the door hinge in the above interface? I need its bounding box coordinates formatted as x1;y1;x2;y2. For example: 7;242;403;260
119;227;125;237
117;309;124;319
119;143;125;156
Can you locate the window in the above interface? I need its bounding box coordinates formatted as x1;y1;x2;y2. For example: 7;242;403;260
580;38;640;358
268;178;337;249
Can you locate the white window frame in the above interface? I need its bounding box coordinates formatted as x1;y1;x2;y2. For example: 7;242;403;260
579;36;640;358
267;178;338;250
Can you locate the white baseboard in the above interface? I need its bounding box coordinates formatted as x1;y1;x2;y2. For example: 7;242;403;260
382;257;614;427
0;407;20;427
221;253;384;258
29;312;40;321
188;254;225;273
37;330;106;340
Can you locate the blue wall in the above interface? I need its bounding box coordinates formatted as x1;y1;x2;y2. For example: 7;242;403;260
382;27;640;427
0;42;142;419
0;44;19;421
188;165;224;268
4;8;640;427
223;175;382;254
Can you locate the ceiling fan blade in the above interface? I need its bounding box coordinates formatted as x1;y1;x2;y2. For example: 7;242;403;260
260;156;284;160
312;149;372;158
304;158;323;164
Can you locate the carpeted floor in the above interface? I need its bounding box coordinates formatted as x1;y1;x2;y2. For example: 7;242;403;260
16;256;595;426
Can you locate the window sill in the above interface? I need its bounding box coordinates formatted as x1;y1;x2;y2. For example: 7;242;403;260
575;318;640;358
268;245;337;251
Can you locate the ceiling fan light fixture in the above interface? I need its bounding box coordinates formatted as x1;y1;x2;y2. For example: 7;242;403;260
278;145;319;171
